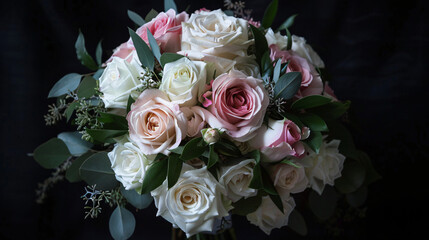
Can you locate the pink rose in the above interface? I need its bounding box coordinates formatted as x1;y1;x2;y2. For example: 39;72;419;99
249;118;306;162
180;106;224;137
323;82;339;101
208;70;269;142
127;89;187;155
269;44;323;98
108;10;188;62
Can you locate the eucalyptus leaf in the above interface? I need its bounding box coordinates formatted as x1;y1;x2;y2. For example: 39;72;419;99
109;206;136;240
291;95;332;110
299;113;328;132
262;0;278;29
34;138;71;169
145;9;159;22
304;131;322;154
93;68;104;80
128;28;154;70
140;159;168;194
77;76;97;99
146;28;161;63
335;160;366;194
120;187;153;209
164;0;177;12
160;53;185;68
274;72;302;100
277;14;298;32
127;10;146;26
309;186;339;220
224;10;234;16
96;40;103;66
288;210;307;236
75;30;98;71
48;73;82;98
232;194;262;216
57;131;93;157
167;154;183;188
273;59;282;83
79;152;118;190
65;151;93;183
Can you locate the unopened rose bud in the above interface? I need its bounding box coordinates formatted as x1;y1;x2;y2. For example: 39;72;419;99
201;128;220;145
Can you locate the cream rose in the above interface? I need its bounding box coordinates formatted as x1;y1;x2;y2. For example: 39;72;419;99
151;164;231;237
127;89;187;155
265;28;288;50
247;195;296;235
108;139;155;190
99;56;146;109
219;159;257;202
159;58;207;106
232;56;261;78
270;162;308;195
301;138;345;195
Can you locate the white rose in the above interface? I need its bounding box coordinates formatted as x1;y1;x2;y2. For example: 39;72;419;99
99;56;146;109
232;56;261;78
301;138;345;195
180;9;252;75
108;139;154;190
219;159;257;202
247;195;296;235
151;164;231;237
159;58;207;106
265;28;325;68
269;162;308;194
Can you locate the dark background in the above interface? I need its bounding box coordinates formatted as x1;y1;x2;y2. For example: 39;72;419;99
1;0;428;239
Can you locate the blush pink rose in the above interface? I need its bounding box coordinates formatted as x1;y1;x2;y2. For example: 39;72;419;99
249;118;307;162
208;70;269;142
127;89;187;155
270;44;323;98
108;10;188;63
180;106;224;137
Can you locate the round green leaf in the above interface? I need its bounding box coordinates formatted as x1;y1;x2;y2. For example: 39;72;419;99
58;131;93;157
34;138;71;169
79;152;118;190
335;160;366;194
346;186;368;208
140;159;168;194
288;210;307;236
120;187;153;210
109;206;136;240
48;73;81;98
308;186;339;220
77;76;97;98
65;151;94;183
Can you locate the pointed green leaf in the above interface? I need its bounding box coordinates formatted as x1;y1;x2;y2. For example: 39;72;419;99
262;0;278;29
109;206;136;240
86;129;128;143
128;27;154;70
120;186;153;209
146;28;161;63
77;76;97;98
98;113;128;130
232;194;262;216
181;137;206;161
299;113;328;132
307;101;351;121
168;154;183;188
140;159;168;194
145;9;159;22
34;138;71;169
269;194;283;213
286;28;292;50
96;40;103;66
291;95;332;110
160;53;185;68
164;0;177;12
65;101;79;122
126;95;135;113
75;30;98;71
208;144;219;168
249;163;263;190
304;131;322;153
48;73;82;98
249;25;268;67
277;14;298;32
127;10;146;26
273;58;282;83
274;72;302;100
79;152;118;190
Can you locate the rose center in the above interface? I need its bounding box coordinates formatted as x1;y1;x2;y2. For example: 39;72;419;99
146;113;160;132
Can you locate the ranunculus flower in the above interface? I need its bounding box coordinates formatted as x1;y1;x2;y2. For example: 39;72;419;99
151;164;231;237
180;106;224;137
108;138;155;190
180;9;252;75
232;56;261;78
159;58;207;106
99;56;146;109
249;118;307;162
208;70;269;142
265;28;325;68
219;159;257;202
107;10;188;62
301;137;345;195
127;89;187;155
270;44;323;98
269;162;308;195
246;195;296;235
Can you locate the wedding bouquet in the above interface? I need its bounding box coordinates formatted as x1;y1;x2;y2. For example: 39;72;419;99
33;0;380;239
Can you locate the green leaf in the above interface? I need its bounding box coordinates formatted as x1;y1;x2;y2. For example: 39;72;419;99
299;113;328;132
146;28;161;63
96;40;103;66
181;137;206;161
309;187;339;220
280;159;301;168
57;131;93;157
145;9;159;22
262;167;278;195
335;159;366;194
34;138;71;169
356;151;381;185
98;113;128;130
65;101;79;122
65;151;93;183
288;210;308;236
214;138;241;157
93;68;104;80
75;30;98;71
273;59;282;83
128;27;154;70
127;10;146;26
281;112;304;128
120;186;153;209
160;53;185;68
140;159;168;194
262;0;278;29
168;154;183;188
346;186;368;208
164;0;177;12
269;194;283;213
286;28;292;50
248;150;261;164
79;152;118;190
126;95;135;113
274;72;302;100
109;206;136;240
304;131;322;153
249;25;269;68
169;146;184;155
86;129;128;143
326;121;357;158
249;163;263;190
224;10;234;16
307;101;350;121
77;76;97;99
48;73;82;98
291;95;332;111
232;194;262;216
208;144;219;168
277;14;298;32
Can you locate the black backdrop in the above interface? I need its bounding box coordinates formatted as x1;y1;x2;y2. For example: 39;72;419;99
1;0;428;239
